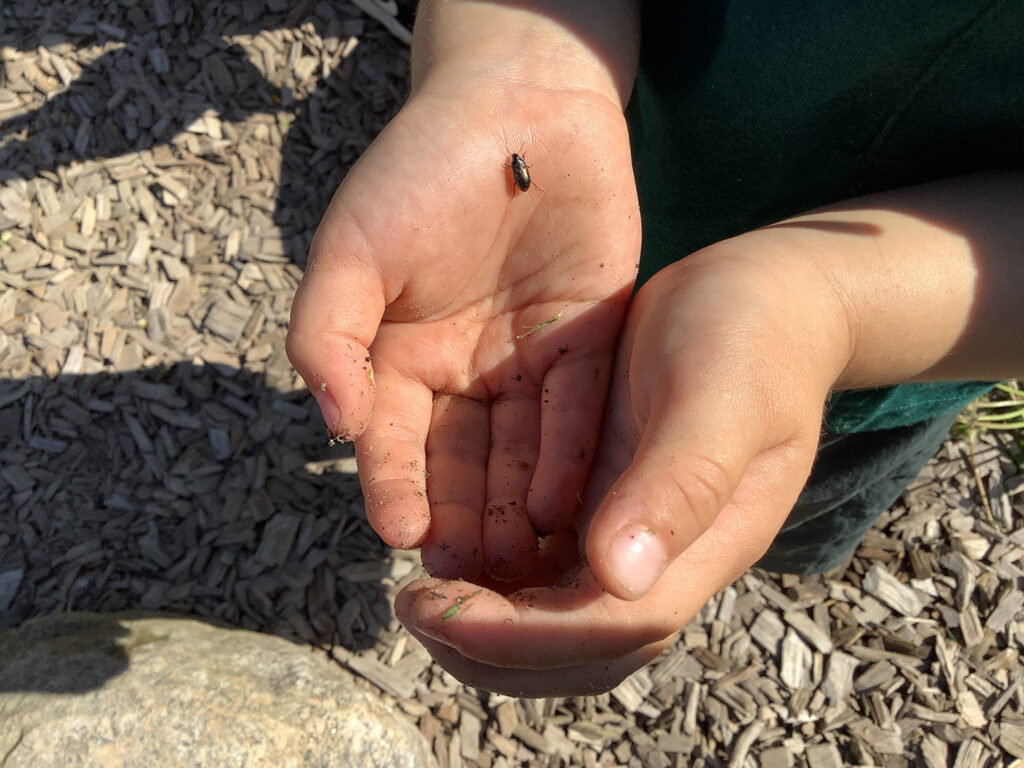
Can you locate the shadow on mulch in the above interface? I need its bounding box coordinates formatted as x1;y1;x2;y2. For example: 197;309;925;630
0;0;417;691
0;364;401;692
0;0;413;266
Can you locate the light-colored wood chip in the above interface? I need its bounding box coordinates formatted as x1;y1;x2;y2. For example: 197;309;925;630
862;563;928;616
780;629;812;690
986;591;1024;633
783;609;833;654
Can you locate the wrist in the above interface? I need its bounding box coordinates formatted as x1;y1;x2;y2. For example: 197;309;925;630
633;241;851;441
761;175;1024;389
412;0;639;110
691;236;856;401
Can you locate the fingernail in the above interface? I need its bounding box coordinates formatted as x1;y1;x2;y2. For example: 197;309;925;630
608;524;666;598
314;388;344;437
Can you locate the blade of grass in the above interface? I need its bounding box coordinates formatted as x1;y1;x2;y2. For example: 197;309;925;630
516;311;563;340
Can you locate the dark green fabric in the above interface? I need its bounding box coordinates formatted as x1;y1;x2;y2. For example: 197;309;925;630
626;0;1022;432
823;381;994;433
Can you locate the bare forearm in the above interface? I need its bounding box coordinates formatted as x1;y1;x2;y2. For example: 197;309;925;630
411;0;641;108
732;173;1024;389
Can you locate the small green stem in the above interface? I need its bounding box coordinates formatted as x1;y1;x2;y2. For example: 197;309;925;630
516;311;563;340
442;589;482;619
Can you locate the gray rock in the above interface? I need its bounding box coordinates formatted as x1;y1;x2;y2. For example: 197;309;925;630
0;612;433;768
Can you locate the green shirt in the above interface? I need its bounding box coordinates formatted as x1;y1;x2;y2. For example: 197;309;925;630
626;0;1022;432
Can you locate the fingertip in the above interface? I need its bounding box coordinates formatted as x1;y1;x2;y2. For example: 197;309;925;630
287;219;385;439
492;561;537;584
361;479;431;549
582;446;738;599
421;548;483;581
583;480;670;600
526;477;582;534
483;506;538;582
286;333;377;440
313;387;346;439
405;580;516;640
484;546;538;584
394;578;438;624
395;579;466;645
418;501;483;579
601;523;667;600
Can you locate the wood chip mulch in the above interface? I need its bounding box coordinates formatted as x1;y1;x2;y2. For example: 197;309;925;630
2;3;1024;767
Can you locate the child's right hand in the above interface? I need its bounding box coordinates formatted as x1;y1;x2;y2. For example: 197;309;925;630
580;242;844;600
286;0;643;582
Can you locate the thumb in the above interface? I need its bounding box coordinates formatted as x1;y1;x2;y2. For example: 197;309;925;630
583;383;821;601
286;219;386;442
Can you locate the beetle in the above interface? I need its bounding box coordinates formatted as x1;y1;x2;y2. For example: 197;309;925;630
509;153;531;192
504;149;542;195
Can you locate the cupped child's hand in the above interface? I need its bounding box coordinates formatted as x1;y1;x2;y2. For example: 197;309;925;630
286;83;640;582
395;234;853;696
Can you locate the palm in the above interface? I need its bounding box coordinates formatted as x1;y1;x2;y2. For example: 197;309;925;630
288;87;640;582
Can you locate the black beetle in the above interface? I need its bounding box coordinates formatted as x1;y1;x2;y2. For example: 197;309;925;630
509;153;531;192
505;151;541;195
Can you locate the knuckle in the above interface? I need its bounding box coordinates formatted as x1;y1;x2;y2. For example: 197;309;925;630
664;454;734;532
